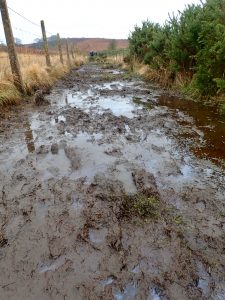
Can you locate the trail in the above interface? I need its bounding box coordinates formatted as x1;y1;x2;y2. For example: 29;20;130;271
0;64;225;300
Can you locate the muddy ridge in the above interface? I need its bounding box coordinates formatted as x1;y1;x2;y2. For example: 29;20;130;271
0;63;225;300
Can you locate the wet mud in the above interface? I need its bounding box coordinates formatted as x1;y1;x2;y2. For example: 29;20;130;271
0;64;225;300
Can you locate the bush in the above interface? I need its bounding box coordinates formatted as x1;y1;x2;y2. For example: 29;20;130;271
129;0;225;97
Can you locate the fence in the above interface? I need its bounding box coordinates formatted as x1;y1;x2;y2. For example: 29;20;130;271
0;0;77;94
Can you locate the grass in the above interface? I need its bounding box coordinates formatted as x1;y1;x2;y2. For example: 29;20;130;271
120;193;160;219
218;101;225;115
0;50;87;106
0;81;21;105
0;230;7;247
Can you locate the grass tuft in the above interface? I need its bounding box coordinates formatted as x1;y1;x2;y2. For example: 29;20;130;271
120;193;160;219
0;81;21;106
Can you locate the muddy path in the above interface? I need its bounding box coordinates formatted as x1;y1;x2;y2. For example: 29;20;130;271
0;63;225;300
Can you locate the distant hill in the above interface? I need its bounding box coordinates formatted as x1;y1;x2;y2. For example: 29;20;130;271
27;38;129;53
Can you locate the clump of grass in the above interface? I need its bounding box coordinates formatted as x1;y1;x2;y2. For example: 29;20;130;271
0;230;8;247
23;63;53;94
218;101;225;115
102;63;115;69
122;72;133;80
120;193;160;219
50;63;69;80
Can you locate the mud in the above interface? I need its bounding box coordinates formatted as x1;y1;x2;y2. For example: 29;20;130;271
0;63;225;300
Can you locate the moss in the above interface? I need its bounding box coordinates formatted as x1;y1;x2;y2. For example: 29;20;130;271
174;215;183;225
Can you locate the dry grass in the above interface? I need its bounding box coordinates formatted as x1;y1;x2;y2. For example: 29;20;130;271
130;59;192;89
0;51;87;106
106;54;125;65
136;64;172;86
0;81;21;105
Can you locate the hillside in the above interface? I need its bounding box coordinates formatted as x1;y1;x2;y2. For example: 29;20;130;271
28;37;129;53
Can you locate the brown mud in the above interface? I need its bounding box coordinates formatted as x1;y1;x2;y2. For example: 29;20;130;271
0;64;225;300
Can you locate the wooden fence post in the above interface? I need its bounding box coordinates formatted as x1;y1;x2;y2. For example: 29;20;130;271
0;0;25;94
40;20;51;67
70;45;75;60
66;39;71;67
57;33;63;65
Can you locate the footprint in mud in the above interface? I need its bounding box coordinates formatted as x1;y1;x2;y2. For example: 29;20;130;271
113;282;138;300
64;146;81;170
89;228;108;245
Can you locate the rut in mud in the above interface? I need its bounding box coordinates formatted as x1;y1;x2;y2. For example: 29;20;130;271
0;63;225;300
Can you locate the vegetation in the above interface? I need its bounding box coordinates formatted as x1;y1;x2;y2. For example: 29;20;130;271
0;50;86;106
120;194;160;219
108;39;117;51
129;0;225;104
89;48;129;66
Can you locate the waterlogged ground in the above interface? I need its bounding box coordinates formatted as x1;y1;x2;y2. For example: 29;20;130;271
0;64;225;300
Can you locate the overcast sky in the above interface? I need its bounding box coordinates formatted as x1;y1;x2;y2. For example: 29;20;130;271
0;0;202;44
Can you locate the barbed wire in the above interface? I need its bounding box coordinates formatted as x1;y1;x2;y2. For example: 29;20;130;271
13;26;42;38
8;6;40;29
0;19;42;42
7;6;54;36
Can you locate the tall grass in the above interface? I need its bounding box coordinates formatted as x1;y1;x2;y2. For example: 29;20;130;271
0;50;86;106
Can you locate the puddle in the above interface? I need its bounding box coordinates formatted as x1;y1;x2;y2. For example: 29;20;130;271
0;63;225;300
106;69;124;75
51;115;66;125
50;79;147;118
149;287;162;300
89;228;108;244
97;96;135;117
114;282;138;300
71;196;83;211
64;92;137;118
38;255;67;273
101;277;114;287
157;94;225;167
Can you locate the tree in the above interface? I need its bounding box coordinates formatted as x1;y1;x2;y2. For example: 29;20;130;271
47;35;58;42
108;39;117;51
33;38;42;43
129;0;225;96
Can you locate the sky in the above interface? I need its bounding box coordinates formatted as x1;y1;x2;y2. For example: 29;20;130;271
0;0;202;44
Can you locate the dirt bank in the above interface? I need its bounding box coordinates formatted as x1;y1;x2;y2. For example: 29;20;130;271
0;64;225;300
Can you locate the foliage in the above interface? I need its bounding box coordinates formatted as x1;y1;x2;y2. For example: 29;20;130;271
129;0;225;97
108;39;117;51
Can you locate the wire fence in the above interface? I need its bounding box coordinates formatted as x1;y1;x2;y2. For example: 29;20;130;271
0;1;80;91
0;5;54;45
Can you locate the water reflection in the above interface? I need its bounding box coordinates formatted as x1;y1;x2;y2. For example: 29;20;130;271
65;94;68;105
24;121;35;153
157;94;225;167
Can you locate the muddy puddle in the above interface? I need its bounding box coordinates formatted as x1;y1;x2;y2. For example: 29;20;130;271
156;94;225;167
0;63;225;300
